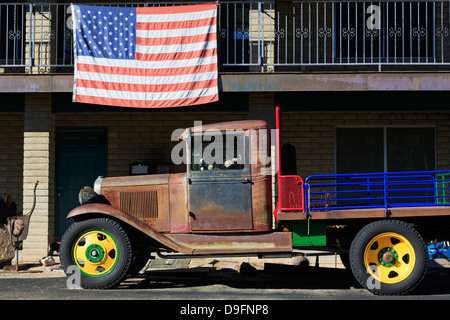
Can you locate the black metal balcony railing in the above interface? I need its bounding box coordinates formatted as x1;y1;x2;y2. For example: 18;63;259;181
1;1;450;73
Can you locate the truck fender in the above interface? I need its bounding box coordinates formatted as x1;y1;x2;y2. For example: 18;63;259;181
66;203;192;254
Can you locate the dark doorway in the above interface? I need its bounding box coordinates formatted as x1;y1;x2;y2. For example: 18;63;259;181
55;127;108;239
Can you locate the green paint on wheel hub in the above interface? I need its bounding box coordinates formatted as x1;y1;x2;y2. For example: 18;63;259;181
378;247;398;267
86;243;105;263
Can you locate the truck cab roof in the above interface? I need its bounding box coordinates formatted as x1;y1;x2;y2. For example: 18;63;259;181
178;120;269;140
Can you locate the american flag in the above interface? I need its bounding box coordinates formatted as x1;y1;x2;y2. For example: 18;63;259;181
71;3;218;108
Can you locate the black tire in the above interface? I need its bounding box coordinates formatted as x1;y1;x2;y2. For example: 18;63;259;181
349;219;428;295
60;217;133;289
339;252;351;271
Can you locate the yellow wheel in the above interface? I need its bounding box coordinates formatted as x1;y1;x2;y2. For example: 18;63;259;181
72;230;119;276
60;218;133;289
363;232;415;284
350;220;428;295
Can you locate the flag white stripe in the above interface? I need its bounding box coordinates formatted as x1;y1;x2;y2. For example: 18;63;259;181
136;9;216;23
77;86;218;101
136;24;216;39
76;70;217;85
136;40;216;55
76;55;217;69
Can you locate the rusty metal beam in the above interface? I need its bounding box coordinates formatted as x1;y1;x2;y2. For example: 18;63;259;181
0;74;73;92
1;72;450;93
220;72;450;92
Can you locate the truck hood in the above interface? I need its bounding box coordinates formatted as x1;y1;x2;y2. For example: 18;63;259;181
99;173;173;191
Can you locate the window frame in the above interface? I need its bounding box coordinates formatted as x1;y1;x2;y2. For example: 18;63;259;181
187;129;250;178
335;126;436;174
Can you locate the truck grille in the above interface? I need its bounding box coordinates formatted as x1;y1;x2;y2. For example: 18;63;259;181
119;190;158;219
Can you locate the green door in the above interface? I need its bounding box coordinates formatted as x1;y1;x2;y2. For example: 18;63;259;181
55;128;107;239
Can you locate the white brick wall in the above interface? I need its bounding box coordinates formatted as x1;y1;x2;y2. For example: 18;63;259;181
22;94;55;261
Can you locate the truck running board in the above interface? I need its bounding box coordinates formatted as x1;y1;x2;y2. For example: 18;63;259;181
156;250;305;260
164;231;293;255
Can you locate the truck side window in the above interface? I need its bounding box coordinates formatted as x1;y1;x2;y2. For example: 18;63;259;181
191;131;245;171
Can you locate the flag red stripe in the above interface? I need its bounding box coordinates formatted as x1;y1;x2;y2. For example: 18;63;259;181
75;93;219;109
136;3;216;15
136;32;217;46
76;78;218;93
77;62;217;77
135;48;216;61
137;16;216;31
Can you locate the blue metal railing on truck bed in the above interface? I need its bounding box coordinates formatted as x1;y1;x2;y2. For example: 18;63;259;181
304;171;450;214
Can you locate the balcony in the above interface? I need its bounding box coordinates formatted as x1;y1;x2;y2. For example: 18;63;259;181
1;1;450;75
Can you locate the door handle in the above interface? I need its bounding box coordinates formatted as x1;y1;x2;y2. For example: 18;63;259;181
241;178;253;184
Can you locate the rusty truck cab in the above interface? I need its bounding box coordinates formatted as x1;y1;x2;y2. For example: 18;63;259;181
182;120;272;233
69;120;274;236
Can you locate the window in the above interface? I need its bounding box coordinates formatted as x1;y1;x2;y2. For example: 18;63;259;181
336;127;384;174
190;131;246;171
336;127;435;174
336;127;436;206
386;127;436;172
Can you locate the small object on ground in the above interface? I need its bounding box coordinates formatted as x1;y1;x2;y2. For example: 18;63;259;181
40;256;55;266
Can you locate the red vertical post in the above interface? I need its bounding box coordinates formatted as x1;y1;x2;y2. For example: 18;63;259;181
275;106;281;220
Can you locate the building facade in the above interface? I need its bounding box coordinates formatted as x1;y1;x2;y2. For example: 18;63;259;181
1;0;450;261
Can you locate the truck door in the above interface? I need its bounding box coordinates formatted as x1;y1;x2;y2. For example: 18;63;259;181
187;129;252;231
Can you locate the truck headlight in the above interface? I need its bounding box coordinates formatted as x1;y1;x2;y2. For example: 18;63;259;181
94;176;104;195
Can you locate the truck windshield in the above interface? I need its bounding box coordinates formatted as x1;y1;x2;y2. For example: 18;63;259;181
191;131;245;171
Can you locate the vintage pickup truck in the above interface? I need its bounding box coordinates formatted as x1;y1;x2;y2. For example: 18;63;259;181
60;107;450;295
